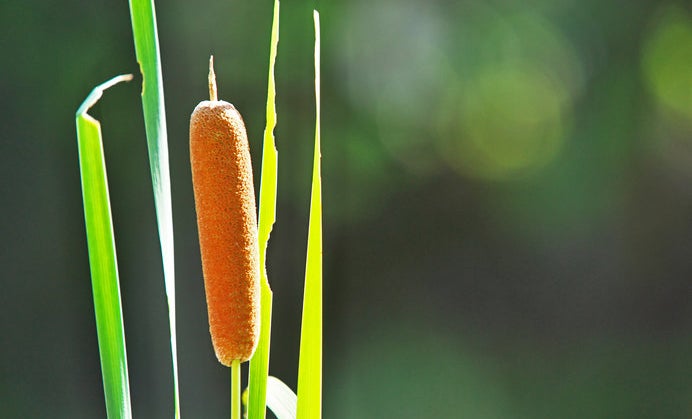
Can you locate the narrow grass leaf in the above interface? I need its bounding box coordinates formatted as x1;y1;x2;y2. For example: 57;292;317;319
128;1;180;417
248;1;280;418
296;10;322;419
266;376;297;419
76;74;134;419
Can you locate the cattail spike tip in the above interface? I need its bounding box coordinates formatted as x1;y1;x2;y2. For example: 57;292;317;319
208;55;218;102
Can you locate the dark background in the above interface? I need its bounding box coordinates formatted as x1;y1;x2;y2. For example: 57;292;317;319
1;0;691;417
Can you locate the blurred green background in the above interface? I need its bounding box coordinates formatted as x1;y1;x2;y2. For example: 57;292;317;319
1;0;691;417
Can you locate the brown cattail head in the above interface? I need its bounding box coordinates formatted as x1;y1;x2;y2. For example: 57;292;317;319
190;58;260;365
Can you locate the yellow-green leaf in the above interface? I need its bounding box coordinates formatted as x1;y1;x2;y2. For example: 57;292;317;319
248;1;280;418
296;10;322;419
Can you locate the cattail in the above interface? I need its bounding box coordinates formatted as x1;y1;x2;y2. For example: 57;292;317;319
190;56;260;365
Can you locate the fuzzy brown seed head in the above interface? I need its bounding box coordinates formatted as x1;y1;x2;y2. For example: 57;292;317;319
190;100;260;365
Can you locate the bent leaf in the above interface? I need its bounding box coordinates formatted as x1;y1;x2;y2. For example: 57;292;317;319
76;74;134;419
266;376;297;419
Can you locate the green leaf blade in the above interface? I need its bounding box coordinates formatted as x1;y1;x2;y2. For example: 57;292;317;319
296;10;322;419
76;74;134;419
248;1;280;418
128;1;180;417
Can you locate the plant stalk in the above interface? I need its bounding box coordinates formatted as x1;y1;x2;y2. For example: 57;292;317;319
232;360;241;419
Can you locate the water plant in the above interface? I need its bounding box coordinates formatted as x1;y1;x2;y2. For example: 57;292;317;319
75;1;323;417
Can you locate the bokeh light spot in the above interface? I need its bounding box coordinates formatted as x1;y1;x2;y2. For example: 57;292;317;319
455;68;569;179
641;7;692;119
436;11;581;180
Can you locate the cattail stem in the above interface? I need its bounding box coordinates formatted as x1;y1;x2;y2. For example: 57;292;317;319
231;359;241;419
209;55;218;101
